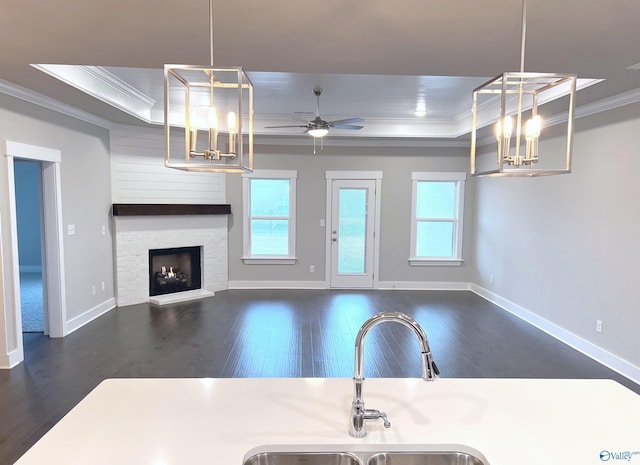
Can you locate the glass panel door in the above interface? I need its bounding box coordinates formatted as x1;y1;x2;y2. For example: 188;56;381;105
338;188;367;274
330;179;376;288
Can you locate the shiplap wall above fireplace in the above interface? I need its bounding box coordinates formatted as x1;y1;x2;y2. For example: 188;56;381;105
110;125;225;204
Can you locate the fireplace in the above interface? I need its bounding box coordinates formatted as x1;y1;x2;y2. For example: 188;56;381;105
113;214;228;306
149;246;202;297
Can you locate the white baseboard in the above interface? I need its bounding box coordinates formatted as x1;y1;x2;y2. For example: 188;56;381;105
19;265;42;273
228;280;472;291
228;280;327;290
0;348;23;369
470;284;640;386
64;297;116;336
377;281;471;291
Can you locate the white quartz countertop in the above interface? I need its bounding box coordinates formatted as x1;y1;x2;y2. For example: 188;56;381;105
14;378;640;465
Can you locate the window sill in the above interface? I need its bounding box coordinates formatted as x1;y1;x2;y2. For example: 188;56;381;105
409;258;464;267
242;257;297;265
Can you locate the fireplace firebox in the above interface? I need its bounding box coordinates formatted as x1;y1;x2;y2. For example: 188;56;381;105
149;246;202;296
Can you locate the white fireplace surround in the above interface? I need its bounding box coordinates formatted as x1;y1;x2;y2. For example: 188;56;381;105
113;215;228;306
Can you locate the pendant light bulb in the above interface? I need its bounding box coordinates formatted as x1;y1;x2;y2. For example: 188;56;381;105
227;111;237;133
208;106;218;130
190;109;205;130
496;116;513;140
525;115;542;140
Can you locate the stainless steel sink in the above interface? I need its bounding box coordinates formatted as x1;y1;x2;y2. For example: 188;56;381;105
244;452;360;465
243;448;488;465
367;452;486;465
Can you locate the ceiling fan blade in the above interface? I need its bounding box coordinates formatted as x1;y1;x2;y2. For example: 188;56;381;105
332;124;364;130
264;125;309;129
328;117;364;126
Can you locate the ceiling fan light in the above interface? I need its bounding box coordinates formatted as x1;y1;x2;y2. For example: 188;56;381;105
308;127;329;138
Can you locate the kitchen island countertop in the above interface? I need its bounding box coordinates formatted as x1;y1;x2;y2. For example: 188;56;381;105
14;377;640;464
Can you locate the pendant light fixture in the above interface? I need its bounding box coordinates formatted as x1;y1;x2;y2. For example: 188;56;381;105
470;0;576;177
164;0;253;173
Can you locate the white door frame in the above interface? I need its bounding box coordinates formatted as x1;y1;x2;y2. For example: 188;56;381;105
329;179;376;288
2;141;67;367
325;171;382;289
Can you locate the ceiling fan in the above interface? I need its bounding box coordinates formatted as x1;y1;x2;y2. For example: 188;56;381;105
266;87;364;139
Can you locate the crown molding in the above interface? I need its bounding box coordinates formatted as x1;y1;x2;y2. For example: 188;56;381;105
256;114;462;139
32;65;155;123
110;122;471;148
82;66;156;108
465;77;604;133
0;79;113;129
574;86;640;119
2;73;639;141
544;86;640;127
476;84;640;146
253;134;471;148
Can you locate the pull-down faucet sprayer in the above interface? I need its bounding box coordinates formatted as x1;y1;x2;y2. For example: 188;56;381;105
348;311;439;438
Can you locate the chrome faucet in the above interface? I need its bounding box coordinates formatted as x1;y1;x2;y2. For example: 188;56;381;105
348;311;439;438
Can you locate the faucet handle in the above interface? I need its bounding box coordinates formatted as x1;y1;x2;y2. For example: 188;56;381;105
364;409;391;428
431;360;440;376
422;351;440;380
379;411;391;428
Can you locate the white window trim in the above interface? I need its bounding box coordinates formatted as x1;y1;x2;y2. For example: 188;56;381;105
409;171;466;266
325;170;383;180
242;170;297;264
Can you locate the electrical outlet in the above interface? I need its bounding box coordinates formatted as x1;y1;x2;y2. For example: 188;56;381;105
101;225;106;235
92;285;96;296
309;265;315;273
320;219;325;227
489;274;494;284
101;281;105;291
596;320;603;333
67;224;75;236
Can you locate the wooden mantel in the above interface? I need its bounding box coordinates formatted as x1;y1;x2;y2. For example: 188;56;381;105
112;204;231;216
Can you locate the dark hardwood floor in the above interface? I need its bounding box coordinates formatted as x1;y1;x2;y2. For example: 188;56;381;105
1;289;638;464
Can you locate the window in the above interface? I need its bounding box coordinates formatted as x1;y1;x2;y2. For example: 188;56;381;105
242;170;297;264
409;172;466;266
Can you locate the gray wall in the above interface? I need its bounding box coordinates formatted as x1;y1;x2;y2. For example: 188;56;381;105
3;86;638;378
472;102;640;368
0;93;114;351
14;160;42;269
227;143;475;285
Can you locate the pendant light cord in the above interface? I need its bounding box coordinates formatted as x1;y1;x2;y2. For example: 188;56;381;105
519;0;527;73
209;0;214;66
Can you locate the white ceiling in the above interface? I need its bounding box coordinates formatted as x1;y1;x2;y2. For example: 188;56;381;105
1;0;639;140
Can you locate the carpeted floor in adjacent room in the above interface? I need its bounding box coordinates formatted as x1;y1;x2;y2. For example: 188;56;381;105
20;271;44;332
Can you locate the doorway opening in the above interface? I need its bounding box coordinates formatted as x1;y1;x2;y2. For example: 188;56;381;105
3;141;66;368
14;160;46;333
